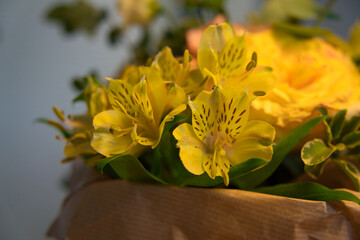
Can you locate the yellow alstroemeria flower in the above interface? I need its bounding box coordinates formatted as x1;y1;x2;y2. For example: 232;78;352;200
49;77;110;166
173;87;275;186
50;107;96;161
91;67;187;157
152;47;206;98
197;23;276;97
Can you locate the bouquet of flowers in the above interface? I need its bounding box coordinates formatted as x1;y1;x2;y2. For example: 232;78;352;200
43;0;360;239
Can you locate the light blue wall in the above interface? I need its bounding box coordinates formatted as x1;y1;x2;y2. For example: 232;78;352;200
0;0;358;239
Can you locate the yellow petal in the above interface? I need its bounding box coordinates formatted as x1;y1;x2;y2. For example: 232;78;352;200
155;103;187;148
198;23;234;77
226;66;277;98
108;78;137;116
91;128;136;157
131;124;157;147
202;148;230;186
173;123;206;175
183;49;190;69
179;69;207;99
142;67;187;125
226;120;275;165
89;87;109;117
132;76;156;124
162;83;187;119
216;87;250;144
93;110;132;131
152;47;182;83
120;65;142;85
64;132;95;158
140;67;168;124
218;35;247;82
188;90;216;142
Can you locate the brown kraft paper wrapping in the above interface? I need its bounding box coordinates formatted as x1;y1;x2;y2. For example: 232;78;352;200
48;161;360;240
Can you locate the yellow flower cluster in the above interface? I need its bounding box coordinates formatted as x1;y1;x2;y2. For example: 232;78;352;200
87;23;276;185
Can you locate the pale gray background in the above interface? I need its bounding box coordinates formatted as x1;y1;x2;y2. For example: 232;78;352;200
0;0;358;239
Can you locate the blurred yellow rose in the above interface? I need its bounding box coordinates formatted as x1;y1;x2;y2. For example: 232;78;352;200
117;0;159;27
237;28;360;139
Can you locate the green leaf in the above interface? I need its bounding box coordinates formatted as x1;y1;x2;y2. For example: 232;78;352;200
323;119;333;143
330;109;347;140
334;159;360;191
304;159;329;179
97;154;167;184
231;116;325;189
150;115;187;178
301;139;335;166
341;116;360;139
155;131;192;184
343;131;360;148
180;158;268;187
317;107;332;143
254;182;360;204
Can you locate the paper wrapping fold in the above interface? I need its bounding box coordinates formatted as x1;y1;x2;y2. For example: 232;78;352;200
48;160;360;240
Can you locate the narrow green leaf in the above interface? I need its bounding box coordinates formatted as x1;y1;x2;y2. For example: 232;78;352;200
156;131;192;184
151;115;188;180
254;182;360;204
231;116;325;189
343;131;360;148
331;109;347;140
341;116;360;139
323;118;333;143
180;158;268;187
97;154;167;184
334;159;360;191
97;156;116;173
301;139;335;166
317;107;332;143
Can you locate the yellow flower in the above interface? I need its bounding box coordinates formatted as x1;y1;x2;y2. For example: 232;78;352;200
197;23;276;98
151;47;206;98
47;79;110;165
239;28;360;139
83;77;110;118
117;0;159;27
91;67;187;157
173;87;275;186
